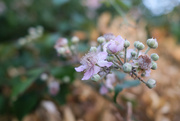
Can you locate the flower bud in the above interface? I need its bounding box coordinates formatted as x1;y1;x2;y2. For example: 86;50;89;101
151;53;159;61
136;42;145;50
131;51;137;56
91;74;101;81
107;56;114;61
124;40;130;48
146;79;156;89
134;41;140;48
90;47;97;52
147;38;158;49
151;61;157;70
97;36;106;44
119;51;124;58
123;63;132;73
71;36;79;44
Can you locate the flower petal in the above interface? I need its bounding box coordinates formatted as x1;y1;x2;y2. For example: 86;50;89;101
97;52;108;60
97;60;112;67
75;65;86;72
82;68;94;80
93;66;101;75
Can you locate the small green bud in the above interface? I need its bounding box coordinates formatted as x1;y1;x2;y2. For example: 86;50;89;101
134;41;140;48
90;47;97;52
151;53;159;61
71;36;79;44
131;51;137;56
136;42;145;50
123;63;132;73
97;36;106;44
119;51;124;58
124;40;130;48
146;79;156;89
91;74;101;81
147;38;158;49
151;61;157;70
107;56;114;61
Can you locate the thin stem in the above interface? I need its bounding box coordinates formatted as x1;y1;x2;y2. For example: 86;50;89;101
131;71;146;84
112;61;122;69
115;55;124;65
144;47;150;54
136;50;139;58
124;47;127;63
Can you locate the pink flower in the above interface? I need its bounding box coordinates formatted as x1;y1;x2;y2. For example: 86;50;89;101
75;51;112;80
54;38;68;49
105;35;125;54
48;81;60;96
105;73;116;89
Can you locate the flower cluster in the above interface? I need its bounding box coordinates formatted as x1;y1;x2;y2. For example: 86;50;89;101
18;26;44;46
75;33;159;89
54;36;79;57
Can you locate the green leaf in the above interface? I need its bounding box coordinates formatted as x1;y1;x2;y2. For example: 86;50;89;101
51;66;75;82
53;84;69;104
10;68;43;100
113;80;140;102
113;70;126;80
120;80;140;88
12;92;39;120
114;84;123;103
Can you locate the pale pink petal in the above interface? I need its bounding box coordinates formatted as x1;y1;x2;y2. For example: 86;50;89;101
82;68;94;80
97;60;112;67
75;65;86;72
108;42;118;53
93;66;101;75
103;41;109;52
97;52;108;60
116;35;124;42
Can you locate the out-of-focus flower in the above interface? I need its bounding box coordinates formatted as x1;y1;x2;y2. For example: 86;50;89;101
105;73;116;89
105;35;125;54
40;73;48;81
99;85;108;95
75;51;112;80
48;81;60;96
54;38;68;49
71;36;79;44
